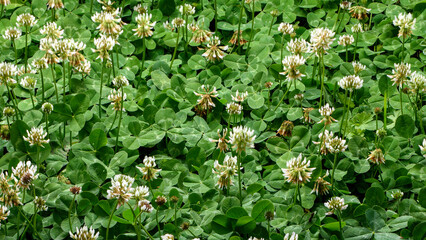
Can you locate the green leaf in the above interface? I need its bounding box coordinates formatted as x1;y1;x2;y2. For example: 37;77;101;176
87;162;107;184
70;93;90;114
227;207;248;219
248;93;265;109
211;215;232;234
364;187;385;206
89;129;108;150
52;103;73;122
322;221;347;231
395;114;415;138
365;209;385;231
236;216;256;233
151;70;171;90
251;199;274;222
10;120;30;152
188;55;207;70
158;0;175;16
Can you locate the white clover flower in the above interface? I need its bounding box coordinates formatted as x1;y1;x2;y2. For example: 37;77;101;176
0;62;18;84
280;55;306;81
179;3;195;15
12;161;39;189
172;18;185;28
232;90;248;102
352;61;366;75
284;232;298;240
393;12;416;38
0;0;11;6
349;6;371;20
134;4;147;14
47;0;64;9
40;22;64;40
213;155;239;190
278;23;294;35
325;197;348;215
112;75;129;88
229;126;256;153
325;135;348;154
92;34;116;61
161;234;175;240
17;13;38;27
138;199;153;212
34;196;48;211
0;205;9;225
3;107;15;117
107;174;135;208
311;170;331;195
108;89;127;112
281;154;315;184
194;84;218;112
96;12;122;35
391;190;404;200
42;102;54;114
133;186;149;201
137;156;161;181
338;34;354;46
287;38;310;55
226;102;242;115
3;27;22;41
340;1;352;10
408;71;426;93
351;23;364;33
248;237;264;240
20;76;37;89
319;103;337;125
32;58;49;70
419;139;426;157
70;225;99;240
133;13;156;38
74;60;91;75
338;75;363;91
23;127;50;147
202;36;228;62
387;63;411;88
310;27;335;56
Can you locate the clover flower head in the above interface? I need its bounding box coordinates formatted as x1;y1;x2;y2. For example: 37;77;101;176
340;1;352;10
226;102;243;115
107;174;135;208
34;196;48;211
419;139;426;157
338;75;363;91
0;62;18;84
137;156;161;181
319;103;337;125
232;90;248;102
277;120;294;137
179;3;195;15
161;234;175;240
70;186;82;195
172;18;185;28
70;225;99;240
20;76;37;89
0;0;10;6
287;38;311;55
367;148;385;165
229;30;247;46
3;27;22;41
190;24;213;44
280;55;306;81
0;205;9;224
213;155;239;189
284;232;299;240
202;36;228;62
138;199;153;212
408;71;426;93
310;27;335;56
209;129;229;153
17;13;37;27
352;61;366;75
47;0;64;9
338;34;354;46
134;4;147;14
311;170;331;195
248;238;264;240
133;186;149;201
12;161;39;189
393;12;416;38
23;127;50;147
92;34;116;61
281;154;315;184
108;89;127;111
40;22;64;40
3;107;15;117
229;126;256;153
351;23;364;33
349;6;371;20
112;75;129;88
133;13;156;38
278;23;294;35
41;102;54;114
325;197;348;215
387;63;411;88
303;107;315;123
74;60;91;75
194;84;218;114
391;190;404;200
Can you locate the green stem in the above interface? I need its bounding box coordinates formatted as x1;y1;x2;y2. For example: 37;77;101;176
383;90;387;129
345;45;348;62
0;5;4;19
106;200;119;240
17;207;41;240
40;70;45;103
333;7;341;31
51;64;59;102
126;203;141;240
90;0;94;15
273;80;293;111
114;87;124;152
45;113;49;137
236;0;244;53
24;26;28;73
330;153;338;196
5;84;21;120
99;61;106;118
174;202;177;227
29;91;35;109
62;62;66;102
343;91;353;135
156;207;161;236
267;219;270;240
111;47;116;78
141;37;146;72
312;56;318;85
13;40;18;65
69;194;76;233
6;117;10;129
337;210;343;235
298;183;302;204
268;16;274;35
399;88;404;115
237;152;243;206
401;36;405;61
280;34;285;64
107;110;118;135
51;8;55;21
170;28;180;69
245;0;255;57
353;32;359;61
339;89;348;135
319;55;325;107
214;0;217;32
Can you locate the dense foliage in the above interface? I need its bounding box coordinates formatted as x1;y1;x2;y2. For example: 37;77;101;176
0;0;425;239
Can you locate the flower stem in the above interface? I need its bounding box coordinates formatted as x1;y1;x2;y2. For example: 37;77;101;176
0;5;4;19
330;153;338;196
339;89;348;135
45;113;49;137
343;91;352;135
141;37;146;73
245;0;255;57
237;152;243;206
6;84;21;120
336;11;346;33
106;200;119;240
280;34;285;64
115;87;124;152
170;28;180;69
353;32;359;61
99;61;106;118
29;91;35;109
13;40;18;65
401;36;405;61
319;55;325;107
236;0;244;54
107;110;118;135
51;64;59;102
51;8;55;21
337;209;343;235
399;87;404;115
40;69;45;103
24;26;28;73
68;194;76;233
90;0;94;15
214;0;217;32
156;207;162;236
345;45;348;62
268;16;274;35
333;6;341;31
273;80;293;111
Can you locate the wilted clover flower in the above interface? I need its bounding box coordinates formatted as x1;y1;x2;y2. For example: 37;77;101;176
229;30;247;46
16;13;38;27
0;205;9;225
138;199;153;212
41;102;54;114
282;154;315;184
70;225;99;240
92;34;115;61
280;55;306;81
387;63;411;88
67;40;86;67
278;23;294;35
108;89;127;112
310;27;335;56
47;0;64;9
23;127;50;147
418;139;426;157
70;186;82;195
112;75;129;88
1;187;22;207
0;0;10;6
303;107;315;123
213;155;239;189
202;36;228;62
179;3;195;15
284;232;299;240
340;1;352;10
12;161;39;189
133;13;156;38
3;107;15;117
0;125;10;140
74;60;91;75
325;197;348;215
408;71;425;93
349;6;371;20
393;13;416;38
338;75;363;92
189;23;213;44
3;27;22;41
367;148;385;165
194;84;218;114
277;120;294;137
226;102;242;115
319;103;337;125
338;34;354;46
287;38;310;55
20;76;37;89
161;234;175;240
107;174;135;208
137;156;161;181
40;22;64;40
311;170;331;195
156;195;167;206
229;126;256;153
352;61;366;75
34;196;48;211
232;90;248;102
391;190;404;200
351;23;364;33
209;129;229;153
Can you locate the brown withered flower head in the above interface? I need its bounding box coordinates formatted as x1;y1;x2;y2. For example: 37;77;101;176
367;148;385;165
194;85;218;116
303;107;315;123
70;186;82;195
229;30;247;46
349;6;371;20
277;120;294;137
311;170;331;195
209;129;229;152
